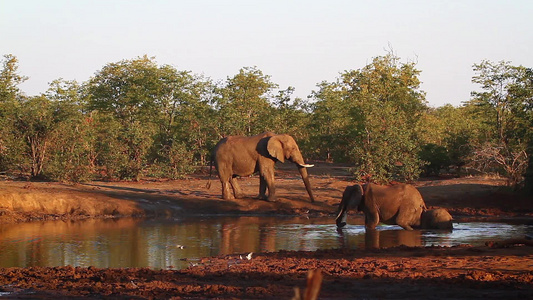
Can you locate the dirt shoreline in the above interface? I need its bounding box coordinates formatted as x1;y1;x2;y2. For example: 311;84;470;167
1;163;532;299
1;244;532;299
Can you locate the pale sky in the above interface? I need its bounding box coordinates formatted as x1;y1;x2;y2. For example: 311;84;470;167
1;0;532;107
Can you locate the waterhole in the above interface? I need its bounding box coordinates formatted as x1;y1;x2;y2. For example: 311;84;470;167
0;216;531;269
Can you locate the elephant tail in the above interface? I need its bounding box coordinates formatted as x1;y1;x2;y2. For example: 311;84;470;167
206;158;213;189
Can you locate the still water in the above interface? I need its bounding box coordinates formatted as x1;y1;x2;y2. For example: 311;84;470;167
0;216;531;269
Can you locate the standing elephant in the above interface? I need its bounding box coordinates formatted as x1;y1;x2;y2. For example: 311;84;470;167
336;183;453;230
210;132;315;202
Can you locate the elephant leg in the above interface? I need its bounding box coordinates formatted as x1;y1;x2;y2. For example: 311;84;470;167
264;174;277;202
221;180;234;200
364;211;380;230
218;169;234;200
265;176;277;202
259;164;277;201
397;222;414;231
258;176;268;200
396;215;414;230
364;228;380;249
396;204;420;230
230;177;244;199
396;213;415;229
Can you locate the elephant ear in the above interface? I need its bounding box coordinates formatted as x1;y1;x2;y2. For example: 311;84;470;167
348;184;364;210
267;136;285;162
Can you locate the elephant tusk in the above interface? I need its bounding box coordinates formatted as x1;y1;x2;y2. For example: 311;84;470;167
299;164;314;168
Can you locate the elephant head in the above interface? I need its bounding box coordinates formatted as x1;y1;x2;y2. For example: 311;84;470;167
267;134;315;202
419;208;453;230
335;184;365;228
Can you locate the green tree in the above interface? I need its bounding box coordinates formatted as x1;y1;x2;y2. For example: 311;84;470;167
308;81;354;161
43;79;96;182
13;95;66;178
154;68;216;166
86;55;163;123
310;53;427;182
215;67;277;136
509;67;533;192
417;105;485;175
0;54;27;104
0;55;27;171
85;56;166;180
471;60;528;144
271;87;310;138
85;56;215;179
466;60;532;186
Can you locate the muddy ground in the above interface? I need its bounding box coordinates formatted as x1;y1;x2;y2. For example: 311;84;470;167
0;162;532;299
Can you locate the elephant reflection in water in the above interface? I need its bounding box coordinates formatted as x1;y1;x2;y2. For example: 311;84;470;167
219;219;259;255
219;218;278;254
336;228;423;249
364;229;422;249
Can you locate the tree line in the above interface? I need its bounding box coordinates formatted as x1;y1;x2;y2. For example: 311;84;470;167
0;53;531;192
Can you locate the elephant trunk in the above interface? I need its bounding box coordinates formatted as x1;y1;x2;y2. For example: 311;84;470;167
290;148;315;203
335;203;348;228
335;192;350;228
336;185;364;228
297;165;315;203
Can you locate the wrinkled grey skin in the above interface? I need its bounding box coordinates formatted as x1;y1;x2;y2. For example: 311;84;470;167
336;183;453;230
210;132;315;202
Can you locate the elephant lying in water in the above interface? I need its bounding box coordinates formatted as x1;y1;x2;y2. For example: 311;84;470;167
336;183;453;230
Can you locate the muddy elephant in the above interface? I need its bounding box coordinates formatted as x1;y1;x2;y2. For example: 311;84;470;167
335;183;453;230
209;132;315;202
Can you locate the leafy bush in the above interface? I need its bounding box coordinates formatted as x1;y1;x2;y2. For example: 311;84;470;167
149;142;194;179
419;144;451;176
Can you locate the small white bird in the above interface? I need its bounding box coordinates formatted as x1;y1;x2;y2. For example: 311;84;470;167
246;252;253;260
176;244;185;249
